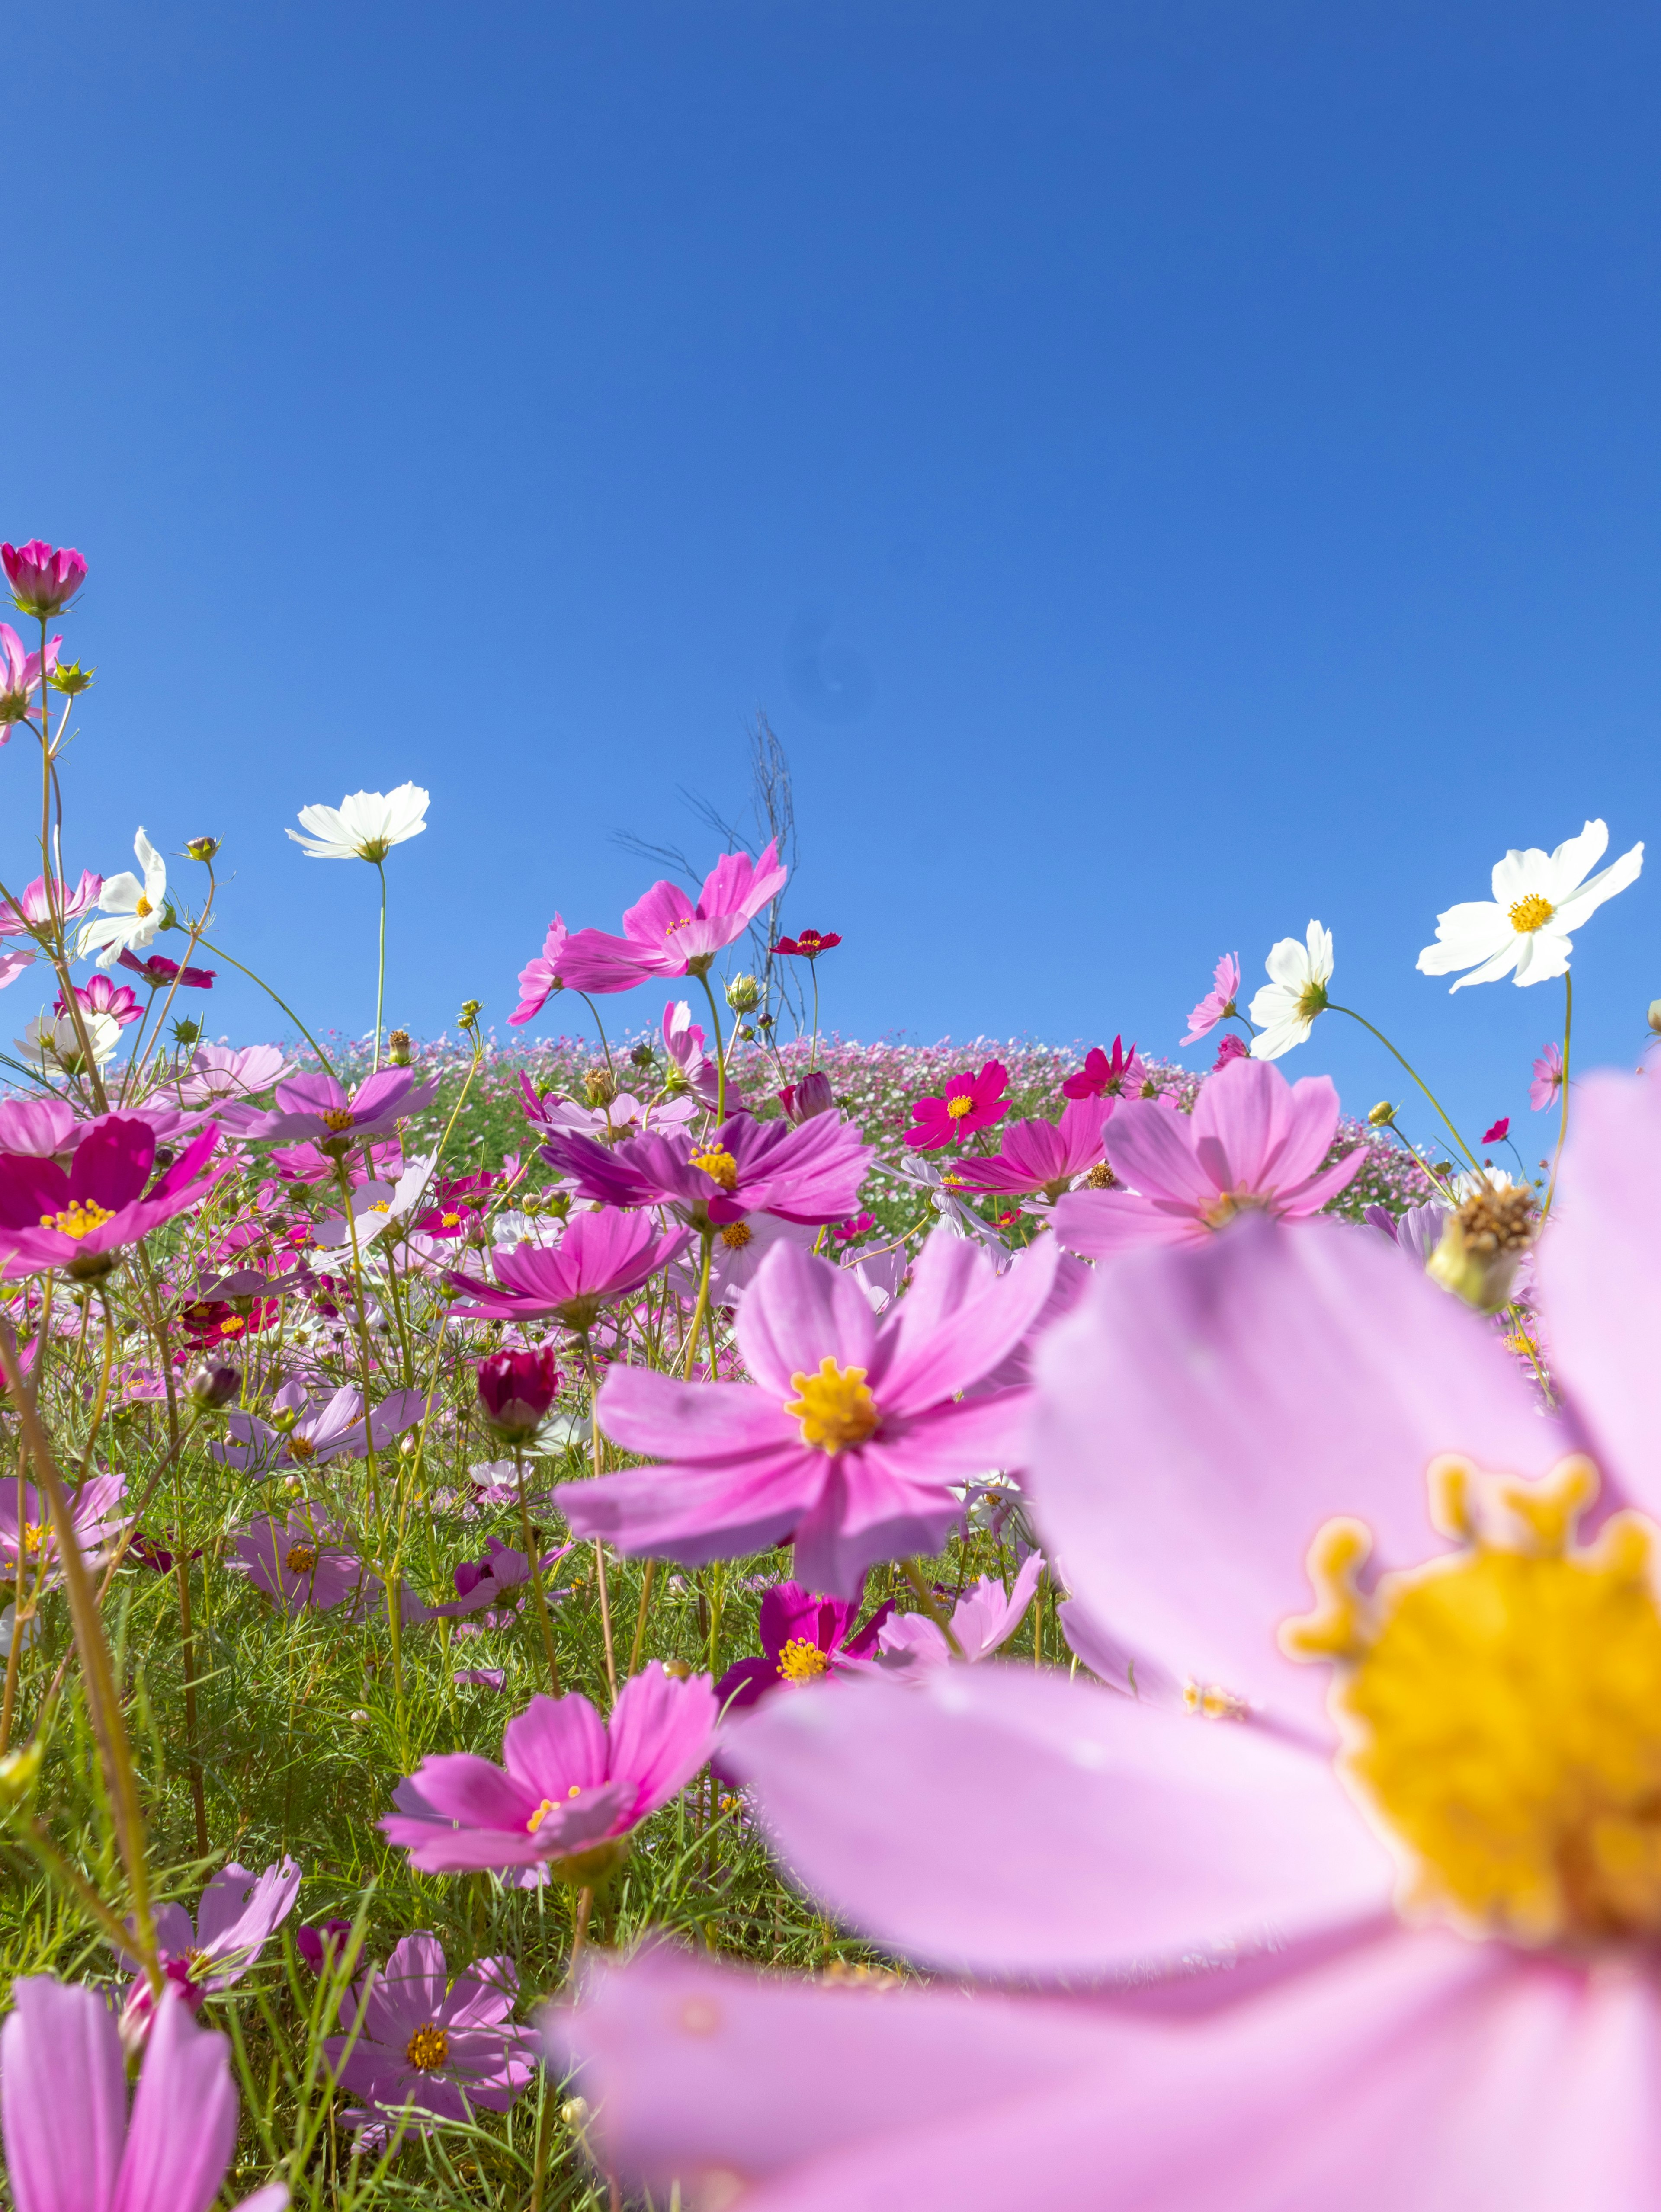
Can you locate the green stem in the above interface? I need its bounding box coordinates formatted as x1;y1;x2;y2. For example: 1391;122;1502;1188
696;969;728;1124
1543;971;1573;1218
372;859;388;1073
193;936;337;1079
1328;1004;1480;1171
516;1447;562;1697
576;993;616;1083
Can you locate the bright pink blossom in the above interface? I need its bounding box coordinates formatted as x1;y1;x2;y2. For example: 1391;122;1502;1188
1212;1030;1249;1070
714;1578;894;1714
777;1070;833;1124
564;1228;1059;1594
0;870;103;937
447;1208;690;1330
1054;1054;1360;1255
772;928;841;958
57;973;143;1027
507;914;569;1028
381;1665;718;1873
1061;1035;1143;1100
903;1061;1010;1151
952;1095;1110;1201
558;842;788;994
0;1119;218;1280
247;1067;437;1148
476;1345;560;1441
119;949;215;990
116;1859;300;2021
1180;952;1242;1043
323;1933;536;2132
539;1109;872;1228
1483;1115;1511;1144
2;538;87;616
1531;1040;1565;1111
0;622;59;727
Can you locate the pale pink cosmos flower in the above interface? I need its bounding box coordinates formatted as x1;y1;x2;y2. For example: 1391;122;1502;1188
176;1042;295;1108
507;915;569;1027
1054;1053;1360;1256
875;1551;1044;1673
213;1380;430;1477
1181;951;1242;1043
447;1208;691;1331
381;1665;718;1874
0;945;33;989
562;1227;1059;1595
247;1066;438;1148
0;869;103;937
1531;1041;1565;1111
951;1095;1110;1202
0;622;59;728
662;998;722;1105
232;1512;368;1614
0;1472;128;1588
115;1859;301;2028
1;1978;286;2212
549;1075;1661;2210
558;843;788;994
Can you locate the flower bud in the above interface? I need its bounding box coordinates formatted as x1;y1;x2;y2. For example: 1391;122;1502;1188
476;1345;561;1442
47;659;94;697
1367;1101;1397;1127
387;1028;413;1066
185;1361;240;1411
778;1070;834;1125
1427;1182;1536;1314
725;973;761;1013
584;1067;616;1108
169;1017;202;1048
183;836;219;863
296;1917;352;1974
629;1040;656;1070
1648;1000;1661;1036
457;998;483;1030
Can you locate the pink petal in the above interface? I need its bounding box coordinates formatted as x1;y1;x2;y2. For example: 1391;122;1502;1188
596;1368;787;1462
789;1453;965;1595
607;1664;719;1816
734;1242;877;1397
111;1985;238;2212
873;1229;1058;1410
1;1977;127;2212
1102;1099;1218;1206
502;1692;609;1796
555;1451;823;1563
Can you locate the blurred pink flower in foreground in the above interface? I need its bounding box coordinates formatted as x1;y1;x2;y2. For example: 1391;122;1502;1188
324;1933;537;2133
559;843;788;994
1531;1041;1565;1111
951;1094;1110;1202
447;1207;690;1331
565;1228;1058;1594
116;1859;300;2027
0;1978;285;2212
2;538;87;617
176;1042;295;1108
1061;1035;1144;1099
1055;1054;1359;1256
507;914;569;1027
549;1074;1661;2210
382;1665;717;1874
903;1060;1010;1150
1180;953;1242;1044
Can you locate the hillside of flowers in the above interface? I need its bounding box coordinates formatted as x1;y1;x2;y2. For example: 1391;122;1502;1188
0;536;1655;2212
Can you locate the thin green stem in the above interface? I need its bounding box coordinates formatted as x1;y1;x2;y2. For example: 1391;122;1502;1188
193;936;337;1078
372;859;388;1072
576;993;616;1083
515;1447;562;1697
696;969;728;1124
1328;1005;1481;1171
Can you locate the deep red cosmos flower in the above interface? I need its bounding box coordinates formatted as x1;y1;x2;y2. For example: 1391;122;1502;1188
771;929;842;960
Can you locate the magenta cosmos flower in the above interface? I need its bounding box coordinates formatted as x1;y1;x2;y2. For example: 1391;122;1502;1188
232;1512;368;1614
0;621;59;726
1532;1040;1565;1111
324;1933;537;2132
951;1094;1110;1203
0;1471;128;1589
0;1118;218;1280
507;914;569;1027
246;1066;437;1149
0;1978;285;2212
448;1208;689;1331
558;842;788;994
714;1578;894;1713
1054;1053;1360;1256
3;538;87;616
476;1345;561;1441
563;1228;1058;1595
1061;1034;1144;1100
1181;953;1243;1044
382;1664;718;1875
771;928;841;958
119;949;215;991
903;1061;1009;1151
550;1075;1661;2209
117;1858;301;2025
539;1110;872;1229
59;973;144;1028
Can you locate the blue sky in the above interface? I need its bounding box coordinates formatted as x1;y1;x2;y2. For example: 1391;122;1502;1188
7;0;1661;1146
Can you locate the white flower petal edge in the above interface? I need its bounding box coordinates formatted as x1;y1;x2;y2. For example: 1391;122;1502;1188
1248;919;1333;1061
79;827;168;969
286;784;430;861
1417;819;1643;992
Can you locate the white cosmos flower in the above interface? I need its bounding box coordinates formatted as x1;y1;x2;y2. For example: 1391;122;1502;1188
1248;919;1333;1060
287;783;430;862
1416;818;1644;991
16;1009;121;1074
80;829;168;970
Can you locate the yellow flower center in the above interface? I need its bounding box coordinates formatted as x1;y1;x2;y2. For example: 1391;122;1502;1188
664;915;693;936
719;1220;753;1249
184;1947;212;1982
1283;1455;1661;1941
39;1199;115;1240
526;1783;585;1834
135;897;153;918
1508;893;1556;934
404;2024;449;2071
286;1435;316;1463
777;1637;830;1682
441;1211;462;1227
322;1108;357;1132
784;1359;880;1454
285;1543;318;1575
691;1147;739;1192
218;1317;246;1337
19;1523;48;1560
945;1095;975;1120
366;1200;391;1213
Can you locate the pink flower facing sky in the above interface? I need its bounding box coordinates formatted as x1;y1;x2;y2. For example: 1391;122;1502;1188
58;973;144;1027
246;1066;438;1149
507;914;570;1028
0;1118;219;1281
564;1228;1059;1596
0;622;59;728
903;1061;1010;1151
324;1933;537;2133
176;1043;295;1108
0;1978;285;2212
0;869;103;938
539;1108;872;1230
951;1094;1110;1203
1532;1040;1565;1111
1054;1053;1360;1257
3;537;87;616
559;842;789;995
381;1665;718;1875
232;1512;368;1614
714;1578;895;1713
1181;953;1243;1044
551;1072;1661;2211
1060;1035;1144;1099
213;1380;430;1477
448;1207;690;1332
117;1859;300;2026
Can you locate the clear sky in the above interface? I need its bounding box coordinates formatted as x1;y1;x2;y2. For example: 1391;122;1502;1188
8;0;1661;1146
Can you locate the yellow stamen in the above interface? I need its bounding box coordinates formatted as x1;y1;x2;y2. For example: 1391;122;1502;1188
719;1220;753;1249
440;1211;462;1227
285;1543;318;1575
322;1108;356;1132
404;2024;449;2071
784;1358;880;1454
691;1147;739;1192
1508;893;1556;934
777;1637;829;1682
286;1436;316;1463
945;1095;975;1120
40;1198;115;1240
135;896;153;918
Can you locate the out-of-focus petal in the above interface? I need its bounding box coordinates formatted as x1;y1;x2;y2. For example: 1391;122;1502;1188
112;1986;238;2212
1;1977;127;2212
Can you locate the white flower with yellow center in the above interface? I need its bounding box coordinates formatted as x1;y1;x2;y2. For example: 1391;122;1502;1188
15;1010;121;1074
1248;919;1333;1060
79;829;168;970
1417;818;1643;991
286;783;430;862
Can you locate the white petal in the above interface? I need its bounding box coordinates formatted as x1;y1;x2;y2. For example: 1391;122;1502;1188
1304;919;1334;983
1490;846;1555;907
1542;818;1609;902
1510;930;1572;989
1261;938;1311;991
1552;840;1643;930
1446;938;1525;992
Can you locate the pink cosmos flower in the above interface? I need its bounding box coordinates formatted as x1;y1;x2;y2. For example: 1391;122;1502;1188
0;1472;128;1588
447;1208;690;1331
0;946;33;989
564;1227;1059;1594
0;622;59;726
903;1061;1010;1151
875;1551;1044;1672
539;1110;873;1229
477;1345;561;1441
0;1118;219;1280
119;949;215;991
777;1070;834;1125
951;1095;1110;1202
1180;952;1242;1044
507;914;569;1028
116;1859;301;2024
714;1578;895;1713
57;973;143;1027
246;1067;438;1148
1061;1035;1143;1100
1054;1054;1360;1255
1212;1030;1249;1070
232;1511;368;1614
558;843;788;994
381;1665;718;1874
323;1933;537;2132
0;869;103;937
771;928;841;959
1483;1116;1511;1145
1531;1041;1565;1111
3;538;87;616
176;1043;295;1108
662;998;722;1106
426;1533;573;1619
213;1380;430;1477
0;1977;285;2212
296;1917;353;1974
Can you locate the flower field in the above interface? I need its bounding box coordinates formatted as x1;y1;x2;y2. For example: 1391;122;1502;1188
1;536;1657;2212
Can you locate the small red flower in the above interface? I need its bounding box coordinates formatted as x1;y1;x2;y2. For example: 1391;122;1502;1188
119;950;215;991
1212;1033;1250;1072
1062;1036;1144;1100
1482;1116;1511;1145
771;929;842;960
